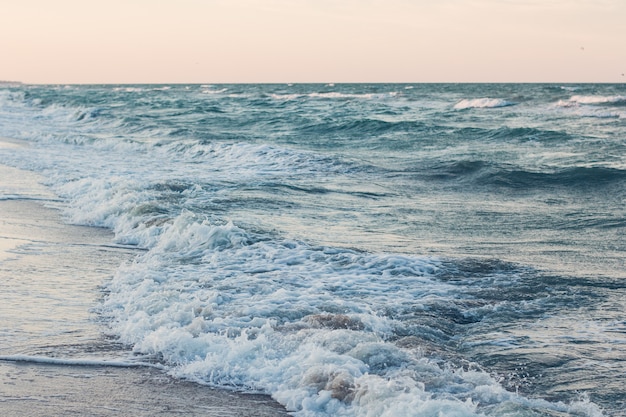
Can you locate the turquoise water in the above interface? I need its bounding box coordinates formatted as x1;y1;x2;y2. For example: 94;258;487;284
1;83;625;416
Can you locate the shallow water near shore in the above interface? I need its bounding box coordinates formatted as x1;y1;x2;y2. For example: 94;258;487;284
1;83;625;416
0;166;134;359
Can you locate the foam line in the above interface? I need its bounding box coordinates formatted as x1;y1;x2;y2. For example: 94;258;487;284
0;195;62;202
0;354;165;369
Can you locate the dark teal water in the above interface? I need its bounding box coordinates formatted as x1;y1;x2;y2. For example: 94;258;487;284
1;84;625;416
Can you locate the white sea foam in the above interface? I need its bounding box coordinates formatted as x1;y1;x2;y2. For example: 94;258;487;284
86;208;601;416
568;95;626;105
554;97;624;118
93;209;501;415
453;98;516;110
309;92;398;100
270;92;399;101
201;87;229;95
0;89;26;106
112;87;145;93
269;93;304;101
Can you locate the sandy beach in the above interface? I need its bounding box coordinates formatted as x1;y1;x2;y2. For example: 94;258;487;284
0;162;289;416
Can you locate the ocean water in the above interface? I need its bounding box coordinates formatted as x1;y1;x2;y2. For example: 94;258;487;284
0;83;625;416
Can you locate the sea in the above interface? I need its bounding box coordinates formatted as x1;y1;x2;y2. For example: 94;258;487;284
0;83;624;416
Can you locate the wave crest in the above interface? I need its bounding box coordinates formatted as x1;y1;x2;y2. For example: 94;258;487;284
568;95;626;106
453;98;517;110
269;91;399;101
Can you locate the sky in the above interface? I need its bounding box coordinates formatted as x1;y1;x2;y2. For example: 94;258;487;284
1;0;625;84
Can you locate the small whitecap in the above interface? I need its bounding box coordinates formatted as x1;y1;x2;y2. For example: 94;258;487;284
453;98;517;110
569;95;626;105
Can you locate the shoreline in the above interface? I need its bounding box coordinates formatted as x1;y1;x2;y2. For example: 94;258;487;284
0;161;289;416
0;360;288;417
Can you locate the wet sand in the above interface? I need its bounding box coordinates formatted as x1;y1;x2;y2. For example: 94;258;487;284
0;361;288;417
0;161;289;416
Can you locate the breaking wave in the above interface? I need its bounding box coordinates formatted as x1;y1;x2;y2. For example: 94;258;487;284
453;98;517;110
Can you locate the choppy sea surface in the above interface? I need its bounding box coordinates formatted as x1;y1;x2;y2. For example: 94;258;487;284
0;83;624;416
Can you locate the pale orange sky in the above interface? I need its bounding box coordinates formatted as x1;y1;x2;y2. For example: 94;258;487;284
1;0;624;84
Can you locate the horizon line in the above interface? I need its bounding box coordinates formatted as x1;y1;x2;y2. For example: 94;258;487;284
3;81;626;86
